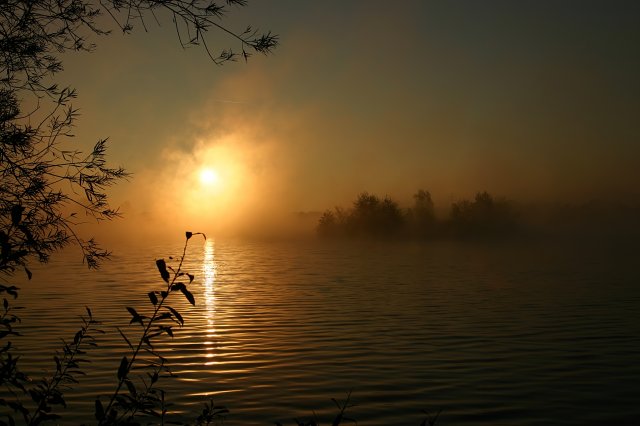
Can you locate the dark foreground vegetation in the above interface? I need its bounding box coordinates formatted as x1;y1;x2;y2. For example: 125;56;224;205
0;0;439;421
317;190;518;240
1;232;440;425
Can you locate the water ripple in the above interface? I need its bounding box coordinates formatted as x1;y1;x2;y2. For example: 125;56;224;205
4;239;640;425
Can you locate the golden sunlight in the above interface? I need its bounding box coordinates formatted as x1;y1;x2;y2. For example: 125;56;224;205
177;138;252;230
200;168;220;186
143;133;281;235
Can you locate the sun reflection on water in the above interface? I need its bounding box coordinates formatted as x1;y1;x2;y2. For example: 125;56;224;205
202;240;218;365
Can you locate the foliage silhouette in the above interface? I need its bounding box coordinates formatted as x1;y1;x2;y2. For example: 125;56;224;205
0;305;102;424
318;192;405;239
448;191;518;238
1;0;278;275
95;231;206;425
1;0;277;422
317;189;519;240
0;232;224;424
27;308;102;425
1;232;441;424
407;189;436;238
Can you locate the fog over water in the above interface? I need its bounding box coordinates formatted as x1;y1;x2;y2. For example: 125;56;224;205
54;1;640;241
5;1;640;424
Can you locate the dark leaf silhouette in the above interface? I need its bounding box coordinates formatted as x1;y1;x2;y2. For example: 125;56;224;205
10;205;24;226
117;327;133;350
167;306;184;326
181;287;196;306
126;307;143;325
117;356;128;380
124;379;137;397
171;282;186;292
156;259;170;283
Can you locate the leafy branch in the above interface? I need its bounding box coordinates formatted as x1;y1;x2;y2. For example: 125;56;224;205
26;308;103;426
96;231;205;425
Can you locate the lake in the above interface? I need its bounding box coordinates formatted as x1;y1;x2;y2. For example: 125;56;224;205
5;237;640;425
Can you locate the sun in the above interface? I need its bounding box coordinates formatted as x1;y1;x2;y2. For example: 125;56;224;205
199;168;220;186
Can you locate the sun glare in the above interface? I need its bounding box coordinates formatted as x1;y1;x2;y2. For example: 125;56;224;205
180;139;254;228
200;168;220;186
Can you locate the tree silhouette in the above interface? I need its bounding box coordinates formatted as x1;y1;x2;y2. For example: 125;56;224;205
407;189;435;237
317;189;520;241
317;192;405;239
1;0;277;276
1;1;277;421
449;191;517;237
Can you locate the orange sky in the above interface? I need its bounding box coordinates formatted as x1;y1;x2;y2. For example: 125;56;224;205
54;1;640;239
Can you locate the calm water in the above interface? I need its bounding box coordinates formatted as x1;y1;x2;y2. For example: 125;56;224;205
6;238;640;425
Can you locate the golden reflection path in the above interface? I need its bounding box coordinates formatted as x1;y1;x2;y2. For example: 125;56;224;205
202;240;218;365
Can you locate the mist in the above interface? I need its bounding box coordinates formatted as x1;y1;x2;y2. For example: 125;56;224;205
60;1;640;244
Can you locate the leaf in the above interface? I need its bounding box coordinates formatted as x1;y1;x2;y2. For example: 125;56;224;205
186;231;193;240
24;267;32;280
167;306;184;326
117;356;128;380
148;291;158;306
142;336;153;349
181;287;195;306
10;205;23;226
155;259;170;283
146;332;162;340
124;379;137;397
126;306;144;325
95;399;104;420
171;282;185;292
73;330;82;345
29;389;42;403
154;312;172;321
187;273;195;283
117;327;133;350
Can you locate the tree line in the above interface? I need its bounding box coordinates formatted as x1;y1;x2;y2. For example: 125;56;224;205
317;190;519;240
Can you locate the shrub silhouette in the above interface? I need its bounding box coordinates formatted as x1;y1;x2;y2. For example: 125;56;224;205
406;190;436;238
0;233;212;424
317;189;519;240
448;191;518;238
317;192;406;239
347;193;405;237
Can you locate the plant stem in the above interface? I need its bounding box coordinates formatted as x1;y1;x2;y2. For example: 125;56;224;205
100;237;191;423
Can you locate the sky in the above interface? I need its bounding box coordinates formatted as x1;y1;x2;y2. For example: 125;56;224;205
55;1;640;239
